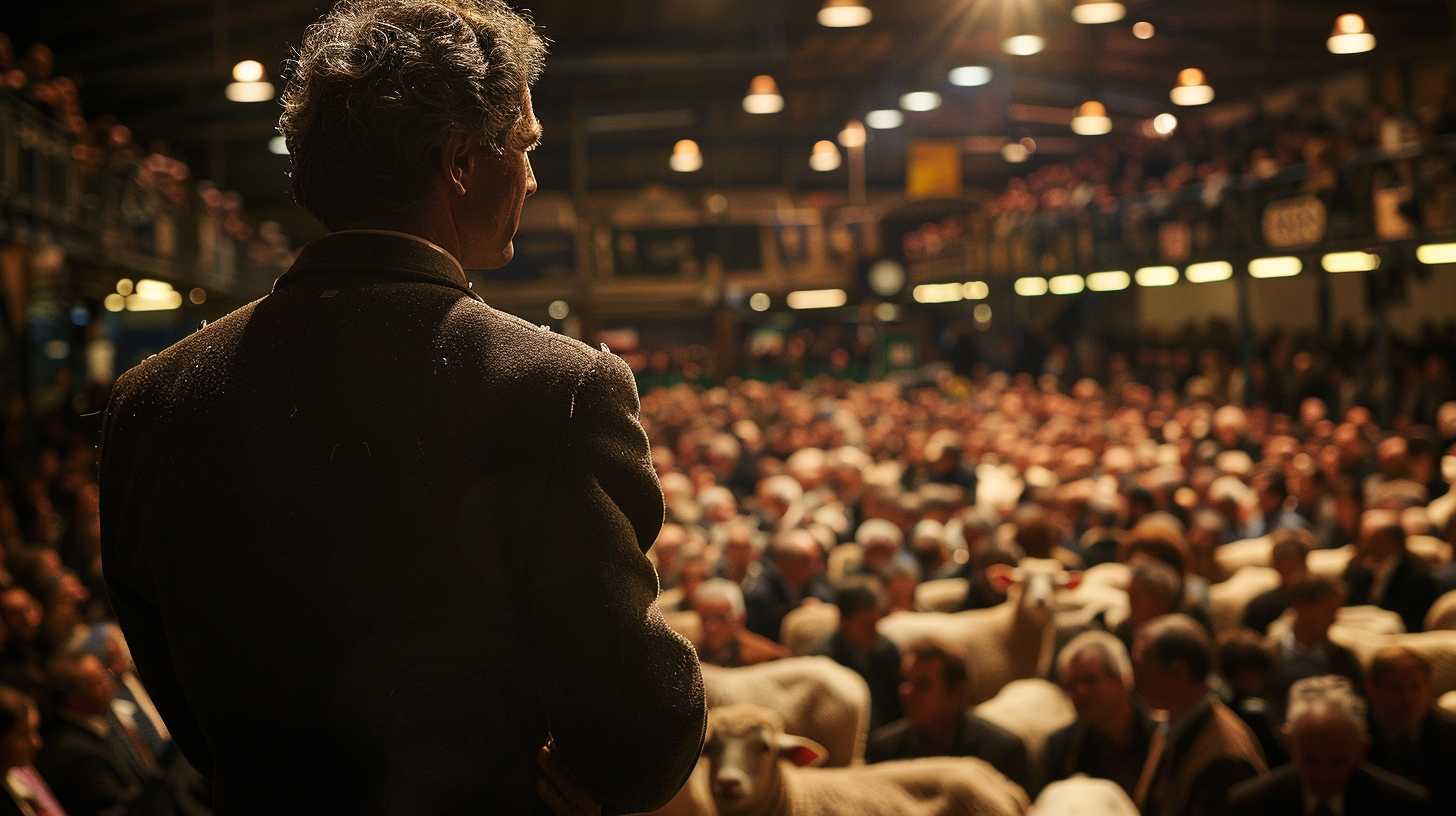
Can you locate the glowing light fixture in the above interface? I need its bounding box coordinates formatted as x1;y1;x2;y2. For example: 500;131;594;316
1415;243;1456;265
670;140;703;173
865;109;904;129
749;293;772;312
1071;100;1112;136
1132;21;1155;39
974;304;993;323
1322;251;1380;273
810;140;842;172
1135;266;1179;287
913;283;965;304
1170;68;1214;106
787;288;848;310
189;288;207;305
949;66;993;87
1086;270;1130;291
225;80;274;103
900;91;942;112
1014;277;1049;296
1327;13;1375;55
1152;113;1178;136
232;60;264;82
104;294;125;312
1002;142;1030;163
268;136;288;155
838;120;867;149
1072;1;1126;25
818;0;872;28
1003;34;1045;56
1185;261;1233;283
1050;274;1085;295
875;303;899;322
1249;256;1302;278
743;75;784;114
116;278;135;296
548;300;570;320
963;281;990;300
126;279;183;312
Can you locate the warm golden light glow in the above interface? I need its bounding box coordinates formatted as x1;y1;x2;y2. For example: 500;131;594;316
865;109;904;129
1322;251;1380;273
1185;261;1233;283
838;120;867;149
1171;68;1213;106
670;140;703;172
818;0;873;28
1014;277;1049;296
743;75;784;114
1086;271;1131;291
787;289;848;309
963;281;990;300
1416;243;1456;265
949;66;993;87
1249;256;1303;278
1135;266;1179;287
1328;14;1375;54
900;91;942;112
1071;100;1112;136
913;283;965;304
1050;274;1085;295
1003;34;1045;56
749;292;771;312
231;60;264;83
1072;1;1126;25
809;140;842;172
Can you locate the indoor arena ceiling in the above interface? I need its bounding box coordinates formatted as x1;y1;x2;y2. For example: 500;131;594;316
2;0;1451;239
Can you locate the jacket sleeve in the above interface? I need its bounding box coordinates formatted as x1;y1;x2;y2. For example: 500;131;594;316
523;351;705;813
97;372;216;780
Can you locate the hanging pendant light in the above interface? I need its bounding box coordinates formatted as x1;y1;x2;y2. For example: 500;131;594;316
1327;13;1375;54
810;140;842;172
743;75;784;114
1071;100;1112;135
818;0;872;28
669;140;703;173
838;120;867;149
1071;1;1126;25
1003;34;1045;56
1170;68;1214;106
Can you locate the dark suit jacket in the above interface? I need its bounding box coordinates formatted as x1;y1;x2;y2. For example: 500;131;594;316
867;711;1031;792
98;232;706;815
1368;708;1456;814
809;632;902;730
35;716;171;816
1345;552;1442;633
1228;764;1428;815
1241;586;1291;634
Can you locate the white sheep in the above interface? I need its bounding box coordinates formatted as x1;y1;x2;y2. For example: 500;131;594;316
1425;589;1456;631
702;704;1029;816
701;657;871;768
1030;777;1138;816
972;679;1076;768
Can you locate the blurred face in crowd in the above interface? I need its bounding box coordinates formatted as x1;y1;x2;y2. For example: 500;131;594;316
1291;596;1339;645
1288;711;1365;803
774;533;819;590
1356;512;1404;563
1367;658;1433;735
899;653;965;732
1272;552;1309;588
654;525;686;574
678;560;709;607
1062;651;1129;732
0;590;42;645
695;597;739;657
63;655;117;717
723;529;756;576
0;705;41;770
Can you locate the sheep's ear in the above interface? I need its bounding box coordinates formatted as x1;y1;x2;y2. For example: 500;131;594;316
987;563;1017;592
776;734;827;768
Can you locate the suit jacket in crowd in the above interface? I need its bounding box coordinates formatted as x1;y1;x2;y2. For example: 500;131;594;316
809;631;902;731
1143;696;1266;816
1228;763;1428;815
1367;708;1456;814
35;715;170;816
1344;551;1441;634
867;711;1031;792
1041;706;1154;799
98;231;706;815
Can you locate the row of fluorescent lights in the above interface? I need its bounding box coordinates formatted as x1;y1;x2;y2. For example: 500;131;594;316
741;240;1455;312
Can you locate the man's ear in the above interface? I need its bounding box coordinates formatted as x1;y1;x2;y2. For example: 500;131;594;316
776;734;827;768
439;131;475;197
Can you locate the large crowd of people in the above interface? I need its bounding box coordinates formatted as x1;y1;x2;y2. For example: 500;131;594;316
641;356;1456;813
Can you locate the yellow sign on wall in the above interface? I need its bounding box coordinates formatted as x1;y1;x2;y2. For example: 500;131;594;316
906;141;963;199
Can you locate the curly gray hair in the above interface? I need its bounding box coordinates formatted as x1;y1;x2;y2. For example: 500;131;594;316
277;0;548;228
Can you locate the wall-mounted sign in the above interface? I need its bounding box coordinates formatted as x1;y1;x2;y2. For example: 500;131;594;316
1262;195;1327;248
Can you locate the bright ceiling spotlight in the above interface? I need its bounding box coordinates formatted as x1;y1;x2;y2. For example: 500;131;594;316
949;65;993;87
912;283;964;304
787;289;848;310
1152;113;1178;137
1049;274;1085;295
1071;100;1113;136
1001;142;1030;163
1322;251;1380;273
963;281;990;300
1132;21;1155;39
865;109;905;129
1003;34;1045;56
1086;270;1130;291
1185;261;1233;283
838;120;867;148
900;91;942;112
231;60;264;82
268;136;288;155
809;140;842;172
225;80;274;103
749;292;772;312
818;0;873;28
669;140;703;173
1135;266;1179;287
743;75;784;114
1072;1;1126;25
1171;68;1214;106
1014;277;1049;296
1249;256;1303;278
1327;13;1375;54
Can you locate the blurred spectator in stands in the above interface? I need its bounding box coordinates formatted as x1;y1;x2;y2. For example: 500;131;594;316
810;579;901;730
0;685;66;816
744;529;830;642
867;642;1030;791
1242;529;1314;634
1216;630;1285;766
1230;675;1427;815
651;523;688;590
1043;631;1152;798
1115;560;1184;652
852;519;904;582
692;580;786;668
1266;577;1363;721
672;553;710;613
713;520;762;587
1344;510;1440;633
1363;646;1456;813
0;590;47;697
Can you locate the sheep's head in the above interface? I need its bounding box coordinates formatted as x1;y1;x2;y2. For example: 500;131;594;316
988;557;1082;625
704;704;826;813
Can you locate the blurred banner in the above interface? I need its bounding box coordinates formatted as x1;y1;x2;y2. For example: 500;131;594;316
906;141;962;200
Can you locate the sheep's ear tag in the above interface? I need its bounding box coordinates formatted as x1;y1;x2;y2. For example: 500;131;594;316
1061;570;1084;590
777;735;827;768
987;563;1017;592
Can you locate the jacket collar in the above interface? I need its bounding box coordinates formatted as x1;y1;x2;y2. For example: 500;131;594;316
272;230;485;303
